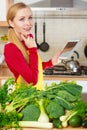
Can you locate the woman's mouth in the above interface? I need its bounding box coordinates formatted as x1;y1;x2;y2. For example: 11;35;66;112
23;27;32;32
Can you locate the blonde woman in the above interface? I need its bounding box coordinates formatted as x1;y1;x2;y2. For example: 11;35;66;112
4;2;61;90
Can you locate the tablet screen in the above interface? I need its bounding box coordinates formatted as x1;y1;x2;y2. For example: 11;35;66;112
59;41;78;59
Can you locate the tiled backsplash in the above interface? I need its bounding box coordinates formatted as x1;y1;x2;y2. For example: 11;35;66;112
0;17;87;65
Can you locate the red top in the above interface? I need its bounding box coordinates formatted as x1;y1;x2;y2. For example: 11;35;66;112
4;41;53;85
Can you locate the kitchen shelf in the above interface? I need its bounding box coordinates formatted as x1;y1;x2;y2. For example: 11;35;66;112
0;40;7;43
0;21;8;27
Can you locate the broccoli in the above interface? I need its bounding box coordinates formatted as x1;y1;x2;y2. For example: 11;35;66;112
21;103;40;121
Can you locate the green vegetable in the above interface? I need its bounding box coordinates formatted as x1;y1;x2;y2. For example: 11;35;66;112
57;90;78;102
58;83;82;97
17;112;23;120
55;96;73;110
44;81;82;101
45;99;64;119
5;84;38;113
0;78;86;129
0;111;20;128
0;86;10;110
68;115;82;127
60;100;87;128
19;121;53;128
21;103;40;121
53;118;62;128
82;119;87;128
37;99;49;123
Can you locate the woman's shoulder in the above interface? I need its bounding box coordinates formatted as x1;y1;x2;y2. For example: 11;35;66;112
4;42;21;56
4;42;22;58
5;42;18;50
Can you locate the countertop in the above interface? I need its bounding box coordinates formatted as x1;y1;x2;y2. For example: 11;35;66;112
43;75;87;81
0;65;87;81
10;127;86;130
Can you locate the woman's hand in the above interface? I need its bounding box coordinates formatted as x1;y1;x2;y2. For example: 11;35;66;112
51;50;62;66
20;34;37;48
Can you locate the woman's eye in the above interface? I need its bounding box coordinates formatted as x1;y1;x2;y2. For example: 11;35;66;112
19;18;25;21
28;16;33;20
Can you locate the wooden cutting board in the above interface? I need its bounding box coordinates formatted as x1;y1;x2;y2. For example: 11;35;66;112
11;127;86;130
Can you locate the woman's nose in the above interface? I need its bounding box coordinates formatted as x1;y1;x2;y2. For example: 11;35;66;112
25;19;33;25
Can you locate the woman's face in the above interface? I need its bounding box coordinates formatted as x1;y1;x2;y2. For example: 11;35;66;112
10;7;33;38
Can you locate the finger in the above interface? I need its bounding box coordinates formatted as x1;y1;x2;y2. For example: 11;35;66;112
20;34;26;41
56;50;62;56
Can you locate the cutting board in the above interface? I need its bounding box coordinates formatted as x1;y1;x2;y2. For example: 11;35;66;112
11;127;86;130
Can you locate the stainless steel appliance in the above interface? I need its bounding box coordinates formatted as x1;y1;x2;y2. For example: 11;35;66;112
43;65;87;76
44;39;87;76
59;39;87;66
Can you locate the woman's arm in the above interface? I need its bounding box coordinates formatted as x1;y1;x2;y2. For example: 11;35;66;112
42;59;53;70
4;43;38;85
42;50;62;70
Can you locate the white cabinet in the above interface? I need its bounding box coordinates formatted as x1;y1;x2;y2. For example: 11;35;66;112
0;0;13;26
0;0;6;21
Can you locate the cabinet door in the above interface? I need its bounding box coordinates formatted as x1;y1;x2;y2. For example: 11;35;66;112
0;0;6;21
0;0;13;26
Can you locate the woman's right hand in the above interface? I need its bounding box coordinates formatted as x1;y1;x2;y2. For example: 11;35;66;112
20;34;37;48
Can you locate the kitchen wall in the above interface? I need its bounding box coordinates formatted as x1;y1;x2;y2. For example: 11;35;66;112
33;16;87;62
0;9;87;66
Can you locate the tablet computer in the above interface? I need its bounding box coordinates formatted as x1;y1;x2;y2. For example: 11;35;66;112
59;40;81;60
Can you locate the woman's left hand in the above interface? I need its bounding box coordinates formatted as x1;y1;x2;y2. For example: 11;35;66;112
51;50;62;66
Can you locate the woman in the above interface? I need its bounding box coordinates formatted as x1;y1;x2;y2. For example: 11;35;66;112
4;2;61;90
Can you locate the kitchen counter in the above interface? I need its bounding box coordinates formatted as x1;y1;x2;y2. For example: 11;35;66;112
0;66;87;80
43;75;87;81
0;75;87;83
10;127;85;130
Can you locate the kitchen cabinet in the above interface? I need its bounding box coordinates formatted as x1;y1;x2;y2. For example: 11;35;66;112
0;0;13;27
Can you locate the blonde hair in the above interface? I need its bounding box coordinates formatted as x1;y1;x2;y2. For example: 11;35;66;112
7;2;31;63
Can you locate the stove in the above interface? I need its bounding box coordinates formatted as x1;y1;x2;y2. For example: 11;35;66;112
43;65;87;76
